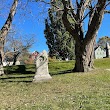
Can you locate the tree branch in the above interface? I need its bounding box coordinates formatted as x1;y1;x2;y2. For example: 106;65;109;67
104;10;110;13
0;0;18;41
62;0;80;42
84;0;106;46
105;1;110;8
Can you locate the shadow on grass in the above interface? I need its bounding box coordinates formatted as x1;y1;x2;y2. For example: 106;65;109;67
2;80;32;83
4;65;35;74
0;71;35;83
0;77;33;83
0;75;34;80
50;69;73;76
1;69;74;83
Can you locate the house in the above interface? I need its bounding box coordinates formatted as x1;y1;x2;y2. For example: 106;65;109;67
29;51;39;60
15;60;25;65
94;46;106;59
3;52;25;66
94;42;110;59
3;52;14;66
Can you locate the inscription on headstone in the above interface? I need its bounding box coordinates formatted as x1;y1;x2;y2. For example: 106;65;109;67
33;50;52;82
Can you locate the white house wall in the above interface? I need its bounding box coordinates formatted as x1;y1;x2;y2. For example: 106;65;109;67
94;47;106;59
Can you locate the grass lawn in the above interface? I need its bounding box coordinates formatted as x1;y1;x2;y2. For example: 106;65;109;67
0;58;110;110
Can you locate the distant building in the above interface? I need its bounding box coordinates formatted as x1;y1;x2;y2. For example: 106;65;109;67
29;51;39;60
15;60;24;65
94;46;106;59
3;52;14;66
3;53;25;66
94;43;110;59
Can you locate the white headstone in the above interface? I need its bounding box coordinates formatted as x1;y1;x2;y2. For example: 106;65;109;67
33;50;52;82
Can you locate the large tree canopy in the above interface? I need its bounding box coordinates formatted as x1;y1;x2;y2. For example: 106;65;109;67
38;0;110;72
61;0;109;72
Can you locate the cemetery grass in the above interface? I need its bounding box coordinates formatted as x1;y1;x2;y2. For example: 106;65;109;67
0;59;110;109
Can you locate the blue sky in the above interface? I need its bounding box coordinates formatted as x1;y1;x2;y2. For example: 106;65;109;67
0;1;110;53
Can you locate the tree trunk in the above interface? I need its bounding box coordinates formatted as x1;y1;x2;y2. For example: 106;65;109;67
73;37;96;72
13;54;17;65
0;52;4;75
61;0;106;72
13;52;20;65
0;0;18;75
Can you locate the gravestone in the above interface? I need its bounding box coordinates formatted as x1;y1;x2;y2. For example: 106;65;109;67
33;50;52;82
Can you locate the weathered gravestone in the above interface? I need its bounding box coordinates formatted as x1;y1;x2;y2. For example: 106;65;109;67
33;50;52;82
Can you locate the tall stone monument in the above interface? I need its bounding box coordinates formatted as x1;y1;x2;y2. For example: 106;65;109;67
33;50;52;82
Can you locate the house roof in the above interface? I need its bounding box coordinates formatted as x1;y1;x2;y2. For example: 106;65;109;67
94;45;105;51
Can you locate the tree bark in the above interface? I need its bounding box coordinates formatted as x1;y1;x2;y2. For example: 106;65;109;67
0;53;4;75
13;52;20;65
61;0;106;72
73;36;96;72
0;0;18;75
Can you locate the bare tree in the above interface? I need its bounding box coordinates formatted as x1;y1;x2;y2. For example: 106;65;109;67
0;0;18;75
4;33;35;65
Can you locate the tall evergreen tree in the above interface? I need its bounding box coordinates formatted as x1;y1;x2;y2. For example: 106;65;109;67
44;0;75;60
